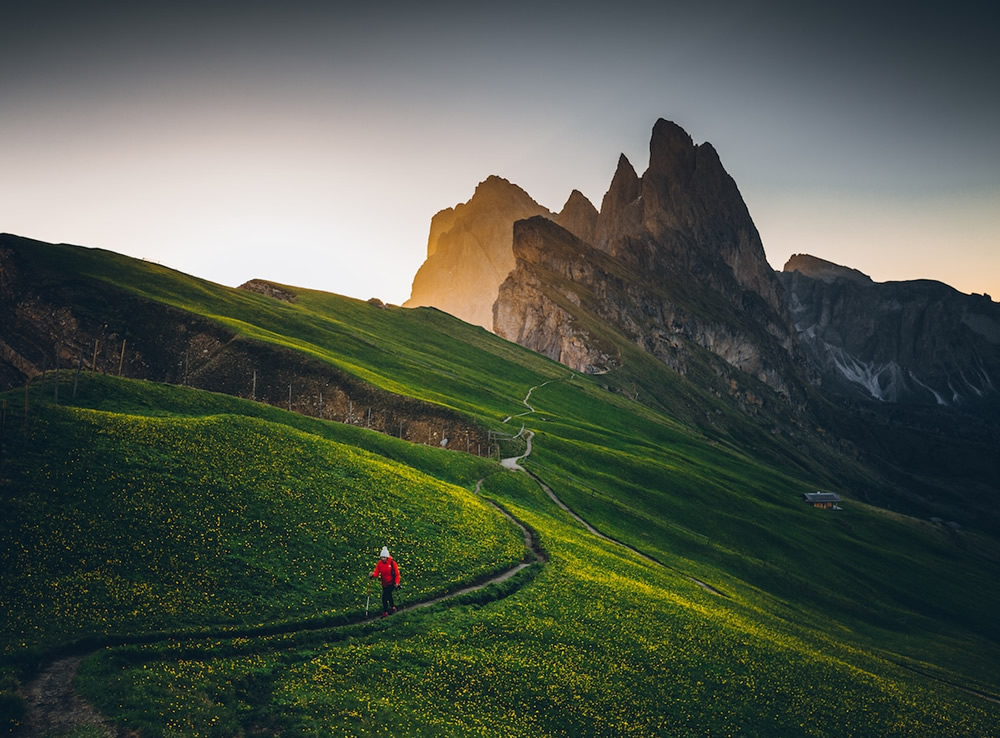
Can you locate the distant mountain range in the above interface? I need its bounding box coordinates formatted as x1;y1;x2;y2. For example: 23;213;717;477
406;119;1000;426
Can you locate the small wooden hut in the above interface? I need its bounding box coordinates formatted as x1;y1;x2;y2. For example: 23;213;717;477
803;491;842;510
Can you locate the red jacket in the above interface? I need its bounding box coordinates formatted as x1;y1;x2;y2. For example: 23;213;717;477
372;557;400;587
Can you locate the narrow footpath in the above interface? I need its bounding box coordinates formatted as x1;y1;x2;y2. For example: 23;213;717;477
500;379;726;596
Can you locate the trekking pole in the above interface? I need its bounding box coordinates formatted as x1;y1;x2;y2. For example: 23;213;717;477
365;575;372;618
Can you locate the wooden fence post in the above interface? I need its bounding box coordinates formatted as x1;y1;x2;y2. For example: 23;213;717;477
23;378;30;443
0;398;6;469
74;348;82;400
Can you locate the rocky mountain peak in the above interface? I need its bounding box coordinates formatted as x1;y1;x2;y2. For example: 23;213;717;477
594;154;641;249
599;154;640;215
778;260;1000;413
647;118;697;178
407;118;791;395
470;175;537;208
556;189;599;244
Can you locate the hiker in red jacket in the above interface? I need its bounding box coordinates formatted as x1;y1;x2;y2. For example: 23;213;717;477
370;546;401;617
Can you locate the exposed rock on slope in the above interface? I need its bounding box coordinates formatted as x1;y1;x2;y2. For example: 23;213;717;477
556;189;599;245
614;119;783;315
780;254;1000;415
493;217;619;374
410;119;999;427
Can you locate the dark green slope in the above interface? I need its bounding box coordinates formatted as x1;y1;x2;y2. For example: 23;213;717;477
1;236;999;735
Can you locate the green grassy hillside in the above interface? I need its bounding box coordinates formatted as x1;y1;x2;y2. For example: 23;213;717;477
2;239;999;735
1;376;524;661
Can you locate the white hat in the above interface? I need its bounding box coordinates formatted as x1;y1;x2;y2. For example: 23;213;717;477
380;546;390;558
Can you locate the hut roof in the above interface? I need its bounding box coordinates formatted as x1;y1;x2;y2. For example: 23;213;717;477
803;492;842;503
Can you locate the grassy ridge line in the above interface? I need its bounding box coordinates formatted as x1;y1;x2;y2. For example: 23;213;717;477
8;236;569;429
5;240;1000;731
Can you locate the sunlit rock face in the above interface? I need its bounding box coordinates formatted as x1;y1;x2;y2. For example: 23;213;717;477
779;254;1000;415
404;177;602;330
410;118;1000;422
404;176;553;330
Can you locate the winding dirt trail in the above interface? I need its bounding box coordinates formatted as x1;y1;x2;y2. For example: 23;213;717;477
500;380;726;597
15;656;122;738
500;378;1000;707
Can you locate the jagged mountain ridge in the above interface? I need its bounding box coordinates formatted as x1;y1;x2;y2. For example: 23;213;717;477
408;118;1000;529
495;119;805;406
408;118;999;424
593;119;783;316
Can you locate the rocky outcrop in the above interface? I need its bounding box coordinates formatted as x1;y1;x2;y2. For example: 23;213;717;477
783;254;873;285
496;215;802;405
780;254;1000;416
416;118;998;431
594;154;641;247
404;176;553;330
604;119;783;315
238;279;297;303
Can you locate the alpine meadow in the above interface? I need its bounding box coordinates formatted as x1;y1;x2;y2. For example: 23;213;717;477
2;234;1000;737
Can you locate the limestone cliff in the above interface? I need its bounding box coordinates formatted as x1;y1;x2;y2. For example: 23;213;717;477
493;217;619;374
598;119;783;315
495;215;803;409
555;189;599;246
409;118;999;426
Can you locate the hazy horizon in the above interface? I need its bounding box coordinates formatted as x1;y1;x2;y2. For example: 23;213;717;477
2;1;997;304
